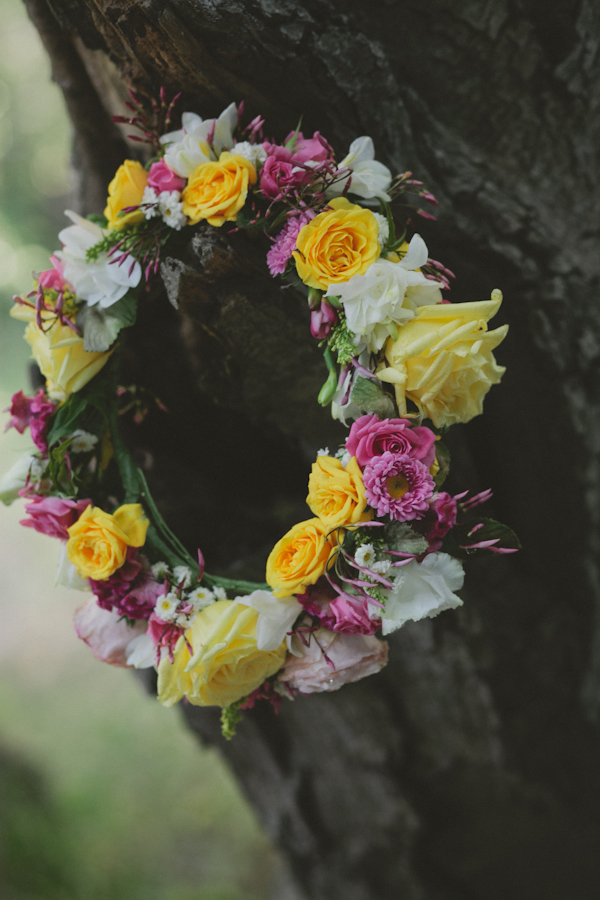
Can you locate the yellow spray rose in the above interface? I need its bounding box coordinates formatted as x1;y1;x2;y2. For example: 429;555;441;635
182;152;257;226
377;291;508;429
157;600;286;708
10;305;113;403
104;160;148;230
67;503;149;580
307;455;370;529
293;197;380;290
266;517;338;598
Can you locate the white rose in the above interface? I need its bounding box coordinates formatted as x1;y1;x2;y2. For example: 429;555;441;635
380;552;464;635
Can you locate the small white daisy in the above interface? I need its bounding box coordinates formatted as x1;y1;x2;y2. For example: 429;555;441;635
151;561;170;581
154;591;179;622
355;544;376;568
158;190;187;230
69;429;99;454
213;585;227;601
173;565;193;589
187;585;215;612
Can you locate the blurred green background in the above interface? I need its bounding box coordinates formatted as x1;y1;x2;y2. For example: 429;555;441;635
0;1;274;897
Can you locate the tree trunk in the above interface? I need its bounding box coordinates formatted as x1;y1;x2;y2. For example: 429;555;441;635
24;0;600;897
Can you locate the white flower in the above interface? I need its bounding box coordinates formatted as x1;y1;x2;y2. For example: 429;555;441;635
69;429;98;454
176;612;193;628
373;212;389;247
231;141;267;167
141;186;159;219
154;591;180;622
371;559;391;575
234;589;302;651
160;103;238;177
126;633;156;669
186;585;215;612
212;585;227;600
173;565;193;588
327;136;392;203
355;544;376;568
56;211;141;309
316;447;330;457
380;552;464;635
151;561;170;581
56;541;91;591
0;454;44;505
157;191;187;230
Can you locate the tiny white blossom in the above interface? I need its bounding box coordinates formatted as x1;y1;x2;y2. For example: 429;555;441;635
338;450;352;469
187;585;215;611
213;585;227;600
373;212;389;248
355;544;376;568
142;186;159;219
316;447;330;457
173;565;193;588
231;141;267;167
69;429;99;454
154;591;179;622
371;559;391;575
175;612;193;628
158;191;187;230
151;561;170;581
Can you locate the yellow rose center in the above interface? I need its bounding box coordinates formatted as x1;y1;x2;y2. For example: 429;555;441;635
386;474;409;499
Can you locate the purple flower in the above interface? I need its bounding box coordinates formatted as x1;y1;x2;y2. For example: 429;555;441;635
20;495;90;540
363;452;435;521
346;413;437;469
5;389;56;453
90;549;165;620
266;209;316;276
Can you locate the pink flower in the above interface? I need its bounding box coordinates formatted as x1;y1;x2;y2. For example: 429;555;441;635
90;549;165;620
310;299;338;339
147;159;186;193
419;492;458;552
363;451;435;521
20;496;91;540
285;130;333;165
4;389;56;453
279;628;388;694
346;414;437;469
147;613;184;659
74;599;147;667
260;145;307;200
240;680;282;713
325;594;379;635
266;209;316;276
38;255;67;291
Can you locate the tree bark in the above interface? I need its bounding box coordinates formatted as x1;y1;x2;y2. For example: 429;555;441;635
24;0;600;897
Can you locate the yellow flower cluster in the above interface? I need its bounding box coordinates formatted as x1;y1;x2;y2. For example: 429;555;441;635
67;503;149;580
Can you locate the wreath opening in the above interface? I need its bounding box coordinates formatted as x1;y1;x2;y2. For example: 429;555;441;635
0;91;520;739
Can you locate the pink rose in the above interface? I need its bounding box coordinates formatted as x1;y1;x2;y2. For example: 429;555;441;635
38;255;67;292
279;629;388;694
20;495;91;540
147;159;186;193
346;414;437;469
260;145;307;200
4;389;56;453
74;599;147;667
323;594;379;635
285;130;333;165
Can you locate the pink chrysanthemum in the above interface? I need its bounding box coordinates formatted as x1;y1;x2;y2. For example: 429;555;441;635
363;451;435;521
266;209;316;276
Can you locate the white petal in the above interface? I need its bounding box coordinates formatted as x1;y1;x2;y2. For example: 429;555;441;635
340;136;375;167
56;541;91;591
234;590;302;651
126;633;156;669
398;233;429;271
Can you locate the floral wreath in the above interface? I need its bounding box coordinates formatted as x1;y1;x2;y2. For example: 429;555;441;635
1;92;519;738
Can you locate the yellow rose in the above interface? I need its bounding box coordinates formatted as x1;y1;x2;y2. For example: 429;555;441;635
67;503;149;580
377;290;508;429
10;305;113;403
307;455;370;529
104;160;148;229
157;600;286;708
266;517;338;598
293;197;380;290
182;152;257;226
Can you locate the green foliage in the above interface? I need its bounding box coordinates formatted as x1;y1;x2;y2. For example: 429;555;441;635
327;312;358;367
384;521;429;556
351;375;396;418
433;439;451;488
444;517;522;559
46;358;119;448
44;439;77;496
221;704;244;741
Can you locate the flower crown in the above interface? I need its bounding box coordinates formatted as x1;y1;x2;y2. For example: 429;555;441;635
1;92;519;739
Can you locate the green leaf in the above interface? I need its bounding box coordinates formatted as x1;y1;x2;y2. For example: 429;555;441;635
44;440;77;496
351;376;396;418
87;214;108;227
77;294;138;352
433;439;451;488
445;517;521;558
46;363;117;448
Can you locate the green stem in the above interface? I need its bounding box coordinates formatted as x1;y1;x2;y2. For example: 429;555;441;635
202;573;269;595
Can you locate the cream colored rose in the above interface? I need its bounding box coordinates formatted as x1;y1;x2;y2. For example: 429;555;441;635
377;290;508;428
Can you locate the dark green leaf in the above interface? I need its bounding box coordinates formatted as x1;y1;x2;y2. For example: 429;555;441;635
433;439;451;488
351;376;396;418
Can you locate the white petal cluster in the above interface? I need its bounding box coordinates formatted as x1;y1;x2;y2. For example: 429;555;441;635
173;565;193;588
327;136;392;203
373;212;389;247
231;141;267;168
56;211;141;309
151;561;170;581
69;429;99;453
234;589;302;651
380;552;464;635
160;103;238;177
142;187;187;231
187;585;215;612
326;234;442;352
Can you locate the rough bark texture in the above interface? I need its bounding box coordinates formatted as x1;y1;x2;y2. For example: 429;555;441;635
24;0;600;897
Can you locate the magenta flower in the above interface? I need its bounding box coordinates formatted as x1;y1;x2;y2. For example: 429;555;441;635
363;452;435;521
325;594;379;635
147;159;186;193
147;612;184;659
310;299;338;339
285;130;334;165
266;209;316;276
5;389;56;453
90;549;165;620
260;145;308;200
20;496;91;540
38;255;67;292
346;413;437;469
419;492;458;552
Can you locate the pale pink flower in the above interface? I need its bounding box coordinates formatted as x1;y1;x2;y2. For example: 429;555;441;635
279;629;388;694
74;599;147;667
38;255;67;291
363;451;435;521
